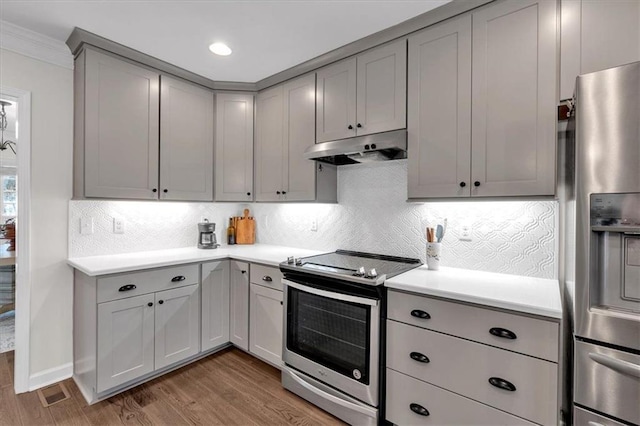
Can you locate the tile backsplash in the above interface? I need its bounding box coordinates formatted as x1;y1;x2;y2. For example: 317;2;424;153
69;160;558;278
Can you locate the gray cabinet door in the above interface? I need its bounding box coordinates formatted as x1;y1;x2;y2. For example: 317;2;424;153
214;93;254;202
201;261;230;351
154;284;200;370
407;15;472;199
249;283;283;367
471;0;557;197
229;260;249;350
84;49;159;199
255;85;285;201
356;39;407;136
97;293;155;392
283;74;317;201
316;58;357;143
159;75;214;201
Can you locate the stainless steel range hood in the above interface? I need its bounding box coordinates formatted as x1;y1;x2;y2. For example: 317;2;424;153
304;129;407;165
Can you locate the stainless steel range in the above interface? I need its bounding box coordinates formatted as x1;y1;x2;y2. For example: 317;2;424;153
279;250;421;425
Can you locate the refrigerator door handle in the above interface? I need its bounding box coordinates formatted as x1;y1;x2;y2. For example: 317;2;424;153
589;352;640;379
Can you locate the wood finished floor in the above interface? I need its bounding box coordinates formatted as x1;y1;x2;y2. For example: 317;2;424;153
0;348;346;426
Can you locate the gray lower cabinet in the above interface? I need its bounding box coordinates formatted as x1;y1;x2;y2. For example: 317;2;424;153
201;261;230;351
386;290;560;425
74;264;201;402
229;260;250;350
248;263;284;367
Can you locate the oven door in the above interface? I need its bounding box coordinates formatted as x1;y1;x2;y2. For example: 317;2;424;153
282;278;380;407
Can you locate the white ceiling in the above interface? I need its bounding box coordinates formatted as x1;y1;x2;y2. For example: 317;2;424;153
0;0;450;82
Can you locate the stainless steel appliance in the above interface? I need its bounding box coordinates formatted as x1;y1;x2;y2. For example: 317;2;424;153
572;61;640;425
197;220;219;249
280;250;421;425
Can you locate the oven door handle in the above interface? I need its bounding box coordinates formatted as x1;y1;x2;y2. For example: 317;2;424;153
283;279;379;307
285;368;377;418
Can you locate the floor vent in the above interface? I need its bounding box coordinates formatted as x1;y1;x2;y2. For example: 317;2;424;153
37;382;71;407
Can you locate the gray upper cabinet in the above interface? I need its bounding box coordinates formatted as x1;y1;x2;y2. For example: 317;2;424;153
471;0;557;197
283;74;317;201
560;0;640;100
255;85;285;202
82;48;160;200
407;15;472;199
356;39;407;136
255;74;337;202
316;39;406;143
409;0;557;199
160;76;214;201
316;58;357;143
214;94;254;202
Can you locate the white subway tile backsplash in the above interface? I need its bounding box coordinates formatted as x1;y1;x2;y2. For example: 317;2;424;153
69;160;558;278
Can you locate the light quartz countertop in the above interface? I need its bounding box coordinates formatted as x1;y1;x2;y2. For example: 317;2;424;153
67;244;324;276
385;266;562;319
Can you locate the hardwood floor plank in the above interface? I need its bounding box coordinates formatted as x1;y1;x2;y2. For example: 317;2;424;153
46;385;90;426
15;387;55;425
120;381;190;426
65;379;124;426
0;384;21;426
0;351;12;388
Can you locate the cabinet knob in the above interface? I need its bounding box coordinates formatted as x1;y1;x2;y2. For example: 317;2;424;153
152;188;157;193
474;181;481;187
247;192;251;196
280;301;283;306
459;182;466;188
357;123;362;128
488;377;516;392
147;302;153;307
241;270;247;274
282;191;287;195
163;189;168;193
348;125;353;130
409;403;430;417
158;300;164;304
276;191;281;195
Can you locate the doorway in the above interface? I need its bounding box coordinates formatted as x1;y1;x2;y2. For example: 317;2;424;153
0;86;31;393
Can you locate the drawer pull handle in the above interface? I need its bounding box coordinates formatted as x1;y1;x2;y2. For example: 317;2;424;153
490;327;517;340
171;276;186;282
118;284;137;292
489;377;516;392
589;352;640;378
409;403;430;416
262;275;273;282
410;309;431;320
410;352;430;363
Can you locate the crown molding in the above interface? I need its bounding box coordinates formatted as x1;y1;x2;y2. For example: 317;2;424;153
0;20;73;69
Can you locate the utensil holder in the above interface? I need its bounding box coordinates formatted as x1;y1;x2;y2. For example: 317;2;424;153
426;242;441;270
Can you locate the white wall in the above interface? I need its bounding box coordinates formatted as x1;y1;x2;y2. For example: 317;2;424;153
70;160;558;279
0;48;74;377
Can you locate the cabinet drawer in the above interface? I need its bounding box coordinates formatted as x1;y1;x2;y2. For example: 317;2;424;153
250;263;283;291
387;290;559;361
97;264;199;303
386;368;534;426
387;320;557;425
575;340;640;425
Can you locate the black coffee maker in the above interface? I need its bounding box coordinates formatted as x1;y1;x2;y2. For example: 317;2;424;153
198;219;219;249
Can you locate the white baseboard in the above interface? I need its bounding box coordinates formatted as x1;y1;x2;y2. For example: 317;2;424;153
29;362;73;391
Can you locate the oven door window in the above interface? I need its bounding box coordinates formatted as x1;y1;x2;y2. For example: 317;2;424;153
287;287;371;384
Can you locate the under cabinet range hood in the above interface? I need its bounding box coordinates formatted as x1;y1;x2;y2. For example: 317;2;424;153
304;129;407;165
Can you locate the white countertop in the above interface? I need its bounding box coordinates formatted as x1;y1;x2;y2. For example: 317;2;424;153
385;266;562;319
67;244;324;276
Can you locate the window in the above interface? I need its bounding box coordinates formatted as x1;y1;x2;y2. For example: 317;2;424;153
1;175;16;222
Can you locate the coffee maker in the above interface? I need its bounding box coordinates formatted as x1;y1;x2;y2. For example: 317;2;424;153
198;219;219;249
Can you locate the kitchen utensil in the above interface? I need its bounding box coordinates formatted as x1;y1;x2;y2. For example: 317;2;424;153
236;209;255;244
436;224;444;242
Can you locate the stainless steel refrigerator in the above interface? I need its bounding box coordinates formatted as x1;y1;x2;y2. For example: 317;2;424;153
570;61;640;425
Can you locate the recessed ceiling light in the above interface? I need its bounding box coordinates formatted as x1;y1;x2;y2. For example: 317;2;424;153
209;42;232;56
